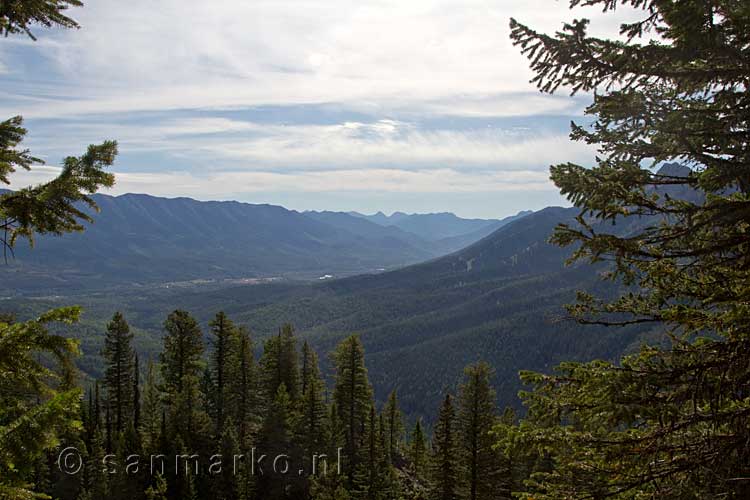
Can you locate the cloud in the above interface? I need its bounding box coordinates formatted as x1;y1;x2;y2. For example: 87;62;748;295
20;115;595;173
7;166;557;199
0;0;644;214
1;0;645;119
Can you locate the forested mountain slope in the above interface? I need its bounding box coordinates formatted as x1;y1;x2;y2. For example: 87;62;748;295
0;193;529;293
220;206;647;419
19;205;646;421
5;167;689;418
0;193;439;292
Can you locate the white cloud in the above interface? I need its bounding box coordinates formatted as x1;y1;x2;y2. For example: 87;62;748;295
0;0;644;214
21;116;596;173
114;168;555;196
1;0;645;118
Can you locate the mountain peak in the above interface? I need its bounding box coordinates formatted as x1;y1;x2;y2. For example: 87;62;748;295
656;162;691;177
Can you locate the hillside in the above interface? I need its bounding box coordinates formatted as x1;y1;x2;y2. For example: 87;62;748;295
0;193;440;293
12;206;647;421
3;167;689;418
0;193;530;293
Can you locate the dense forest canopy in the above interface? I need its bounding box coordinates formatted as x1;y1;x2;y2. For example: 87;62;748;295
498;0;750;498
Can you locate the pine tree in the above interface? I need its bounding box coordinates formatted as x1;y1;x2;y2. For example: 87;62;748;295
227;326;257;443
297;342;328;476
383;390;404;465
102;312;135;434
133;353;141;435
258;383;296;499
144;473;168;500
332;335;373;486
0;308;84;499
491;407;523;499
309;401;350;500
259;323;300;403
216;419;241;500
409;419;427;480
430;394;460;500
209;311;237;437
300;341;314;398
351;407;389;500
160;310;203;395
457;363;501;500
507;1;750;498
140;359;162;452
159;310;206;446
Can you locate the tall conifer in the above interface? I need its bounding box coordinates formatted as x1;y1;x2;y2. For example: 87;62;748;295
457;363;502;500
332;335;373;485
430;393;460;500
102;311;135;434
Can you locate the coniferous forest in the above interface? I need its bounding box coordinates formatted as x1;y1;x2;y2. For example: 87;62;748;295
1;1;749;499
19;308;519;500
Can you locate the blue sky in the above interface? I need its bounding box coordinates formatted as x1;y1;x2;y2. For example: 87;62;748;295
2;0;640;218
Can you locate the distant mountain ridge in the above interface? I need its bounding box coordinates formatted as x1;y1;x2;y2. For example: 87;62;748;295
348;210;531;241
0;191;533;293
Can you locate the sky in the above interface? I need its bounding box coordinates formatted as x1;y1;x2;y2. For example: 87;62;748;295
2;0;642;218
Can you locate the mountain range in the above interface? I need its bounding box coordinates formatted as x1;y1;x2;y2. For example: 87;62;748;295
0;192;528;293
1;164;690;419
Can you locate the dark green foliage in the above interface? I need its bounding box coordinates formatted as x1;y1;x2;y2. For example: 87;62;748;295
160;310;203;395
215;419;240;500
208;311;236;436
430;394;460;500
102;312;135;434
351;407;392;500
260;323;300;403
332;335;373;485
258;383;296;499
457;363;504;500
0;307;83;499
159;310;207;446
383;390;404;465
503;1;750;498
140;359;162;453
408;419;427;480
0;138;117;255
297;341;328;473
226;326;257;443
0;0;81;39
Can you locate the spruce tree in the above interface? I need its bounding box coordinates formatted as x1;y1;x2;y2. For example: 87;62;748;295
0;309;86;499
260;323;300;403
102;312;135;434
133;353;141;434
457;363;501;500
297;342;328;475
508;1;750;497
140;359;162;452
383;390;404;465
351;407;390;500
430;394;460;500
216;419;241;500
332;335;373;485
258;383;296;499
144;473;168;500
209;311;237;436
409;419;427;480
227;326;257;443
159;310;206;446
